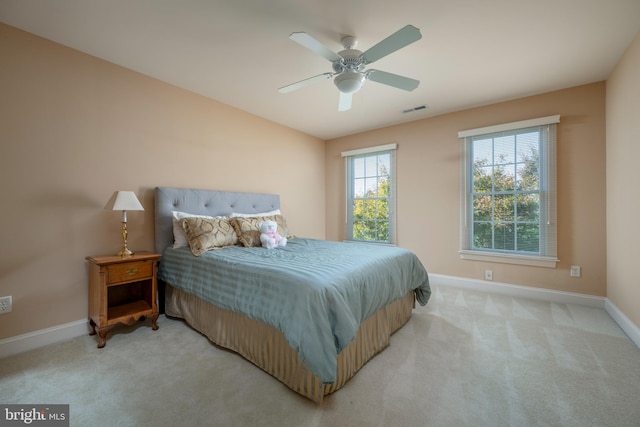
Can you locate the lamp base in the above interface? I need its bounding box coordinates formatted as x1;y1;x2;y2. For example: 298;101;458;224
117;221;133;257
117;247;134;258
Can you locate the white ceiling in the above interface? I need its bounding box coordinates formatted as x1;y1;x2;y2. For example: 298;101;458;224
1;0;639;140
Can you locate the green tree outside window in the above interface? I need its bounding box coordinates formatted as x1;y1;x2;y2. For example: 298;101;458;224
471;132;541;253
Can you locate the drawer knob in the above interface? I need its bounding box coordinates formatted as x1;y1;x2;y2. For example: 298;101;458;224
126;268;139;276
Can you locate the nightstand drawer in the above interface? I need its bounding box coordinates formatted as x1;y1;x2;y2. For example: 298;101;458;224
107;261;153;284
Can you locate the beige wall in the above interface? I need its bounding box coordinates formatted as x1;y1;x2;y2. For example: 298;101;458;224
2;20;637;343
326;83;607;297
0;24;326;339
606;32;640;328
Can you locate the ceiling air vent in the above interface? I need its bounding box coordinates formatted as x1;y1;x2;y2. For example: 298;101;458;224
402;104;429;113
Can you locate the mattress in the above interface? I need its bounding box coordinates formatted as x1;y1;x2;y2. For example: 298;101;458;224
158;238;431;383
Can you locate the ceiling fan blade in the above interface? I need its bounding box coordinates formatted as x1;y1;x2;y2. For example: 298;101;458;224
338;91;352;112
361;25;422;64
289;32;343;62
278;73;334;93
367;69;420;91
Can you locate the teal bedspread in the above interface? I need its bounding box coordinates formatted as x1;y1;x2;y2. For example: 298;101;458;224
158;238;430;383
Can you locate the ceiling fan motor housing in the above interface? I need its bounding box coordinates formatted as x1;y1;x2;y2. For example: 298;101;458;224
334;49;366;72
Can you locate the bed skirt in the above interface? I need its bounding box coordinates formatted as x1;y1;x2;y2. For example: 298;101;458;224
164;283;415;403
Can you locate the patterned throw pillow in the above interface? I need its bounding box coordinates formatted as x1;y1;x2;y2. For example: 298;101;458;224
181;217;238;256
171;211;226;249
231;215;291;247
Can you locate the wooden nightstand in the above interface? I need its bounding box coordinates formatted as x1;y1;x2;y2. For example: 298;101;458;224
86;251;162;348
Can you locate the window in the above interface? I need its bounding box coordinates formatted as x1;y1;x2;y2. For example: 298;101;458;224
342;144;396;244
459;116;559;267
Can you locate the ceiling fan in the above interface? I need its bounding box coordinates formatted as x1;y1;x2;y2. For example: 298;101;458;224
278;25;422;112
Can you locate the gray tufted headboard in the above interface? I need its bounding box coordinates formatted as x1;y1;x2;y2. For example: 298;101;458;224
154;187;280;254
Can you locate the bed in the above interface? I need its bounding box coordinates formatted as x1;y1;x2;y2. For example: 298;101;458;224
154;186;431;402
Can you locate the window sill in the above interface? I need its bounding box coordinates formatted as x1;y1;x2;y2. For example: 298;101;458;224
343;240;396;247
459;250;558;268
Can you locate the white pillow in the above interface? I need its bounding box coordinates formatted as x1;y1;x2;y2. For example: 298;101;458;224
171;211;225;249
229;209;281;218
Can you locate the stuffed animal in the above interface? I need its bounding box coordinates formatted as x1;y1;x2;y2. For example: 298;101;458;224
259;220;287;249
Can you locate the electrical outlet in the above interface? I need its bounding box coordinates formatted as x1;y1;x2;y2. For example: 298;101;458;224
0;296;12;314
484;270;493;281
570;266;581;278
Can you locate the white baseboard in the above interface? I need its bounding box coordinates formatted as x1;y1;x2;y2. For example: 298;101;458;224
604;299;640;349
0;319;88;360
2;274;639;358
429;273;606;307
430;273;640;349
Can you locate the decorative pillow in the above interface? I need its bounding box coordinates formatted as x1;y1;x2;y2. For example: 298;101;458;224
171;211;226;249
181;217;238;256
231;214;291;247
229;209;281;218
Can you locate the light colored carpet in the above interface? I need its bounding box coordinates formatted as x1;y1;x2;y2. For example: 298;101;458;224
1;284;639;427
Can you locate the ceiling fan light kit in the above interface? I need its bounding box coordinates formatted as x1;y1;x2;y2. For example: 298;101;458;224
279;25;422;111
334;72;366;94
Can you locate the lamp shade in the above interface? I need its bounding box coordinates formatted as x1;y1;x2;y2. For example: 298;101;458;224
104;191;144;212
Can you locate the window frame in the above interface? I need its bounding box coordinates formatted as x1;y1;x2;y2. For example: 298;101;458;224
342;143;397;245
458;116;559;268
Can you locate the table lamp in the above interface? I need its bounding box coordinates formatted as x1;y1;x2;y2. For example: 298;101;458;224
104;191;144;257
